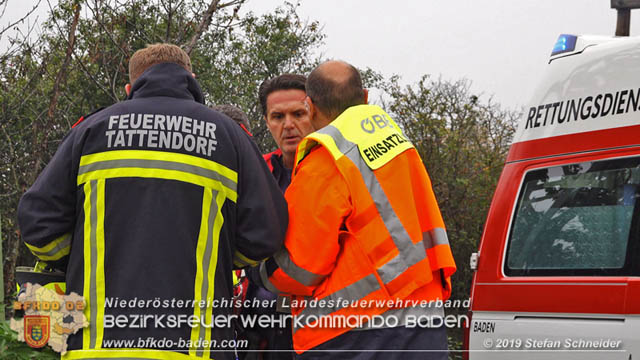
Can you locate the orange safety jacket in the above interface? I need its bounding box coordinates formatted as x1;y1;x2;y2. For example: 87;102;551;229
259;104;457;353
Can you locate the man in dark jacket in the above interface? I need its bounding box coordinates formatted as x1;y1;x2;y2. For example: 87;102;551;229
17;43;288;360
258;74;314;192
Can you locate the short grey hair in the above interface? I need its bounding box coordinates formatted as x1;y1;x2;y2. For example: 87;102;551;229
211;104;250;131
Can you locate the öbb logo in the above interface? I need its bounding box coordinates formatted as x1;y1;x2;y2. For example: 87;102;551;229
361;114;390;133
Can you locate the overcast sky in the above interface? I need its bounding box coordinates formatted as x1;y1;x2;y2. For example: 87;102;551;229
3;0;639;110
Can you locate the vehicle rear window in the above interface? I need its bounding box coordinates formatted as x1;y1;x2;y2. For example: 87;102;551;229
505;156;640;276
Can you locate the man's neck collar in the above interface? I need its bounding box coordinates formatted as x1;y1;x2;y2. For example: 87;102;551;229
282;153;294;169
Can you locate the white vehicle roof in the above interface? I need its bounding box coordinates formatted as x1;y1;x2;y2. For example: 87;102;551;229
512;34;640;144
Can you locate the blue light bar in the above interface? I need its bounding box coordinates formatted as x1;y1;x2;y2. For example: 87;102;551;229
551;34;578;56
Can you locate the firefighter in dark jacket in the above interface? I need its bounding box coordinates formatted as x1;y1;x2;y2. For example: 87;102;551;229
260;74;315;193
17;43;288;360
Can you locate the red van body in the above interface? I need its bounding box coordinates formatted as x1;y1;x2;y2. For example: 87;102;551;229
466;35;640;360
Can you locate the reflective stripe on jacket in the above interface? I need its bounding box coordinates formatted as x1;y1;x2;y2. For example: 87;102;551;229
260;104;456;353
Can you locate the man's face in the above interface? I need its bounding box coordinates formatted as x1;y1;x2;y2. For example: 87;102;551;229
265;89;314;159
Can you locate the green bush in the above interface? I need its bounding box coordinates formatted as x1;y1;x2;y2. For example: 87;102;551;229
0;321;58;360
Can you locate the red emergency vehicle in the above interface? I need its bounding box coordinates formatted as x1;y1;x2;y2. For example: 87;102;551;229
465;34;640;360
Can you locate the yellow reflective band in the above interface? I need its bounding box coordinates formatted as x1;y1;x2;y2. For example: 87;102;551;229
294;138;317;167
25;233;71;261
79;150;237;182
78;167;237;203
190;188;213;357
95;179;106;349
190;189;224;358
82;182;92;350
77;150;238;202
62;348;197;359
203;190;225;359
234;250;260;267
82;180;106;350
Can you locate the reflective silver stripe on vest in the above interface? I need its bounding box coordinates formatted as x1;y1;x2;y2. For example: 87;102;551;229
292;125;448;334
317;125;426;284
259;261;280;294
293;273;380;334
274;248;326;287
424;228;450;250
78;158;238;193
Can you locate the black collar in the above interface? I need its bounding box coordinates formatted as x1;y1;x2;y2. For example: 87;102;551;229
127;63;205;104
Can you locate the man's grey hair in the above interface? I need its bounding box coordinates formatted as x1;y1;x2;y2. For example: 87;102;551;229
211;104;251;131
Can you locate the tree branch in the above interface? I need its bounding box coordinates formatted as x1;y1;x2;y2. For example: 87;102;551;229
47;2;81;120
111;53;125;100
31;3;81;175
85;1;129;58
0;0;42;38
184;0;221;55
1;123;22;193
73;51;117;102
43;0;115;101
161;0;173;42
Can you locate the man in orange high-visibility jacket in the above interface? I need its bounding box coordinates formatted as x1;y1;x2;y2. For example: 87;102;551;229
257;60;457;359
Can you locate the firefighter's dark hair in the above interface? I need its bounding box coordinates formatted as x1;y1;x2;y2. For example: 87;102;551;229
258;74;307;115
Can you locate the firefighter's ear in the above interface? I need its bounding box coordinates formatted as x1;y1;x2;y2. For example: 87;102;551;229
304;95;314;114
125;83;131;96
363;89;369;105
